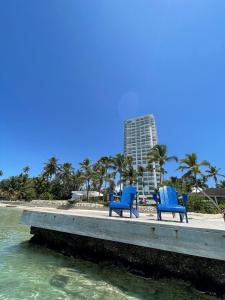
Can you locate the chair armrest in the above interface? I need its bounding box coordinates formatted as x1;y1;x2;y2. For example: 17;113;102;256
182;194;188;207
114;194;121;199
109;193;121;202
109;193;114;202
152;192;159;204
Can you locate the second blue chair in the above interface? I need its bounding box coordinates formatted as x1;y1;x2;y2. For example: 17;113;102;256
153;186;188;223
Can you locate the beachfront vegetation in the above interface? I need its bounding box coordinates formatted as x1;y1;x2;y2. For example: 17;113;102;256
0;145;224;210
218;181;225;188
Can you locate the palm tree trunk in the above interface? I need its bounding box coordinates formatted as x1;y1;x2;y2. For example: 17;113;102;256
119;174;122;193
215;176;218;188
86;180;89;201
161;174;164;185
160;173;163;185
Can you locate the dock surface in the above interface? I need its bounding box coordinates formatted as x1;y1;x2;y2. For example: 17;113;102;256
21;208;225;261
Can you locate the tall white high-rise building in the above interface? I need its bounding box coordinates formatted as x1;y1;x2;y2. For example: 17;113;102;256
124;114;160;197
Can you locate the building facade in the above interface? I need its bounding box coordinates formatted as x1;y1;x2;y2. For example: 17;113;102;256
124;114;160;198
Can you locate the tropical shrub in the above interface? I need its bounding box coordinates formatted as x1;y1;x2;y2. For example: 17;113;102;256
187;194;218;214
39;192;54;200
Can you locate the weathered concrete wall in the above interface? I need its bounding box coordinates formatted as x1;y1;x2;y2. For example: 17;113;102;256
21;209;225;261
30;226;225;296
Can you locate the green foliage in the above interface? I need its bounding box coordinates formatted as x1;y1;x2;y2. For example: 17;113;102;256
163;177;186;194
218;203;225;211
112;154;127;192
0;173;36;201
187;194;218;214
24;187;37;200
39;192;54;200
205;165;225;186
122;156;137;185
146;144;177;184
218;180;225;188
0;149;225;206
178;153;210;188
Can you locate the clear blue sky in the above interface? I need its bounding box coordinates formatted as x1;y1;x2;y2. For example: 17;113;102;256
0;0;225;179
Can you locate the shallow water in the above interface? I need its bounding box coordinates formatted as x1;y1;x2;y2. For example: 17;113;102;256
0;207;221;300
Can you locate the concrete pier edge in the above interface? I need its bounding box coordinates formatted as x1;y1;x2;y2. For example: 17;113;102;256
21;208;225;296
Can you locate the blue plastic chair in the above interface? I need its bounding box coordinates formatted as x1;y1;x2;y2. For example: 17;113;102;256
109;186;139;218
153;186;188;223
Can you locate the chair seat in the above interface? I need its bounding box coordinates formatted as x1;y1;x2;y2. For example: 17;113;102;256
109;202;130;209
158;204;186;213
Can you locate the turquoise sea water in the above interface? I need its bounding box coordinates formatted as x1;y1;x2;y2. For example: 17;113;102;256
0;207;221;300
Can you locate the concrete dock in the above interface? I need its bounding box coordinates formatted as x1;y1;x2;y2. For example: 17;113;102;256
21;207;225;261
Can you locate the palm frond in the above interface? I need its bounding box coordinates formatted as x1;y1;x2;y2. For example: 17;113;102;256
199;160;210;167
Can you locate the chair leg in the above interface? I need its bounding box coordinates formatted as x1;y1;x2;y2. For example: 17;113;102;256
157;211;160;220
185;212;188;223
135;209;139;218
159;212;162;221
120;210;123;217
109;209;112;217
130;210;132;218
131;208;139;218
179;213;184;223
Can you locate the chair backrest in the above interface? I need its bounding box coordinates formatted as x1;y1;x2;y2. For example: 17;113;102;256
121;186;137;207
159;186;178;207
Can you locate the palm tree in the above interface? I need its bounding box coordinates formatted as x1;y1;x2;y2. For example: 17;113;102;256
33;176;49;198
57;163;74;199
178;153;209;186
137;165;145;194
43;157;59;181
123;156;137;185
0;172;36;201
0;170;3;177
58;163;74;180
97;156;114;188
72;170;85;191
79;159;93;201
178;153;219;211
107;175;116;193
104;171;116;189
112;154;127;193
92;162;105;196
163;176;185;194
22;166;30;175
146;144;177;186
205;165;225;187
